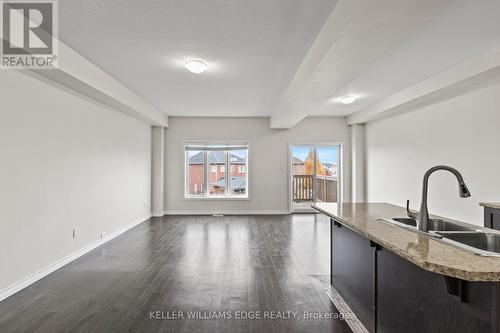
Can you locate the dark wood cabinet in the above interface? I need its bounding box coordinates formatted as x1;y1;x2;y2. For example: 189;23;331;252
484;207;500;231
330;218;500;333
331;219;377;332
376;247;496;333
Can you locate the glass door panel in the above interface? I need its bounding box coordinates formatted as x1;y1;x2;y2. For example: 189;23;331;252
315;146;339;203
292;146;315;212
291;145;340;212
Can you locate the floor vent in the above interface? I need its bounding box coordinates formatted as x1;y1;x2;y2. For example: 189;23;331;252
320;279;369;333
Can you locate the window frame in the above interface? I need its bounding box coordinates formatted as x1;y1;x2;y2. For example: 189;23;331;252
287;141;343;213
184;142;250;200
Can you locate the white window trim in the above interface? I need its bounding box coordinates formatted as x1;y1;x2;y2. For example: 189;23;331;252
184;142;250;200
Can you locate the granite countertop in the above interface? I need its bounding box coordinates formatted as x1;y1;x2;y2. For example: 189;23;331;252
313;202;500;282
480;202;500;210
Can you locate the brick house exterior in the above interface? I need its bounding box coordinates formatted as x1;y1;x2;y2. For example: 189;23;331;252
187;151;246;195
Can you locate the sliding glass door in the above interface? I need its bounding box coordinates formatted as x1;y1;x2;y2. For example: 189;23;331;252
291;144;340;212
291;146;315;211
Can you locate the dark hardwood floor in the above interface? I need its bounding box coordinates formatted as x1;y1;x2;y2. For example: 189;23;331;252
0;214;351;333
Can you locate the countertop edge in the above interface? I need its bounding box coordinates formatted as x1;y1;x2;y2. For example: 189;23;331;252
480;202;500;210
313;204;500;282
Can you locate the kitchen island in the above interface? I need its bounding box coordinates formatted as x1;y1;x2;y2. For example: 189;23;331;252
313;202;500;333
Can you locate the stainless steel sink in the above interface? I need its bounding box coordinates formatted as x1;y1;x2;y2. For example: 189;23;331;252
436;232;500;256
381;217;475;234
378;217;500;257
392;217;475;232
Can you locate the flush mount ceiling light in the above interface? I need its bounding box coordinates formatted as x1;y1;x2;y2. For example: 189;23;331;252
338;95;358;104
184;59;208;74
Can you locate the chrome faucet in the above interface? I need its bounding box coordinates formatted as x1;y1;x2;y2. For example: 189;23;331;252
407;165;471;233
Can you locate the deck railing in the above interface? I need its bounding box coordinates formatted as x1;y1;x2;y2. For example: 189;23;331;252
293;175;337;202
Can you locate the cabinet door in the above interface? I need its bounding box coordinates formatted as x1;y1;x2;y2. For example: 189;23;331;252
376;247;493;333
331;219;376;332
492;210;500;231
484;208;500;231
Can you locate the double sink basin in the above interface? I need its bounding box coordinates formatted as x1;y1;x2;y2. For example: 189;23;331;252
379;217;500;257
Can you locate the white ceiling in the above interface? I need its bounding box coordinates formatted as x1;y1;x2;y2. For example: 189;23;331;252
58;0;500;121
59;0;337;117
312;0;500;117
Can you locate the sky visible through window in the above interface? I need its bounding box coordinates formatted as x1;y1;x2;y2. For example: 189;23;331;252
293;146;338;164
231;149;246;159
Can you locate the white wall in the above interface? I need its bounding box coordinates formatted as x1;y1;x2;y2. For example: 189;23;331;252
164;117;351;214
0;70;152;294
350;124;365;202
365;78;500;225
151;126;165;216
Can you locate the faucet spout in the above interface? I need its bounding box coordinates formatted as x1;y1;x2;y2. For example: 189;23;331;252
416;165;471;233
459;183;471;198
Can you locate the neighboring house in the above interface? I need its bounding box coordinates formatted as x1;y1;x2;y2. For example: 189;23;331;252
293;156;337;178
292;157;305;174
213;176;247;194
188;151;246;195
323;163;338;178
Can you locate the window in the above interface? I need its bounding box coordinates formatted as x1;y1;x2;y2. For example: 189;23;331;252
186;150;205;196
229;149;247;196
185;143;249;198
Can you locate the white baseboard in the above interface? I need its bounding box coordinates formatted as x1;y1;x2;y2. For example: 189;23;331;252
151;211;164;217
163;210;289;215
0;214;151;303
